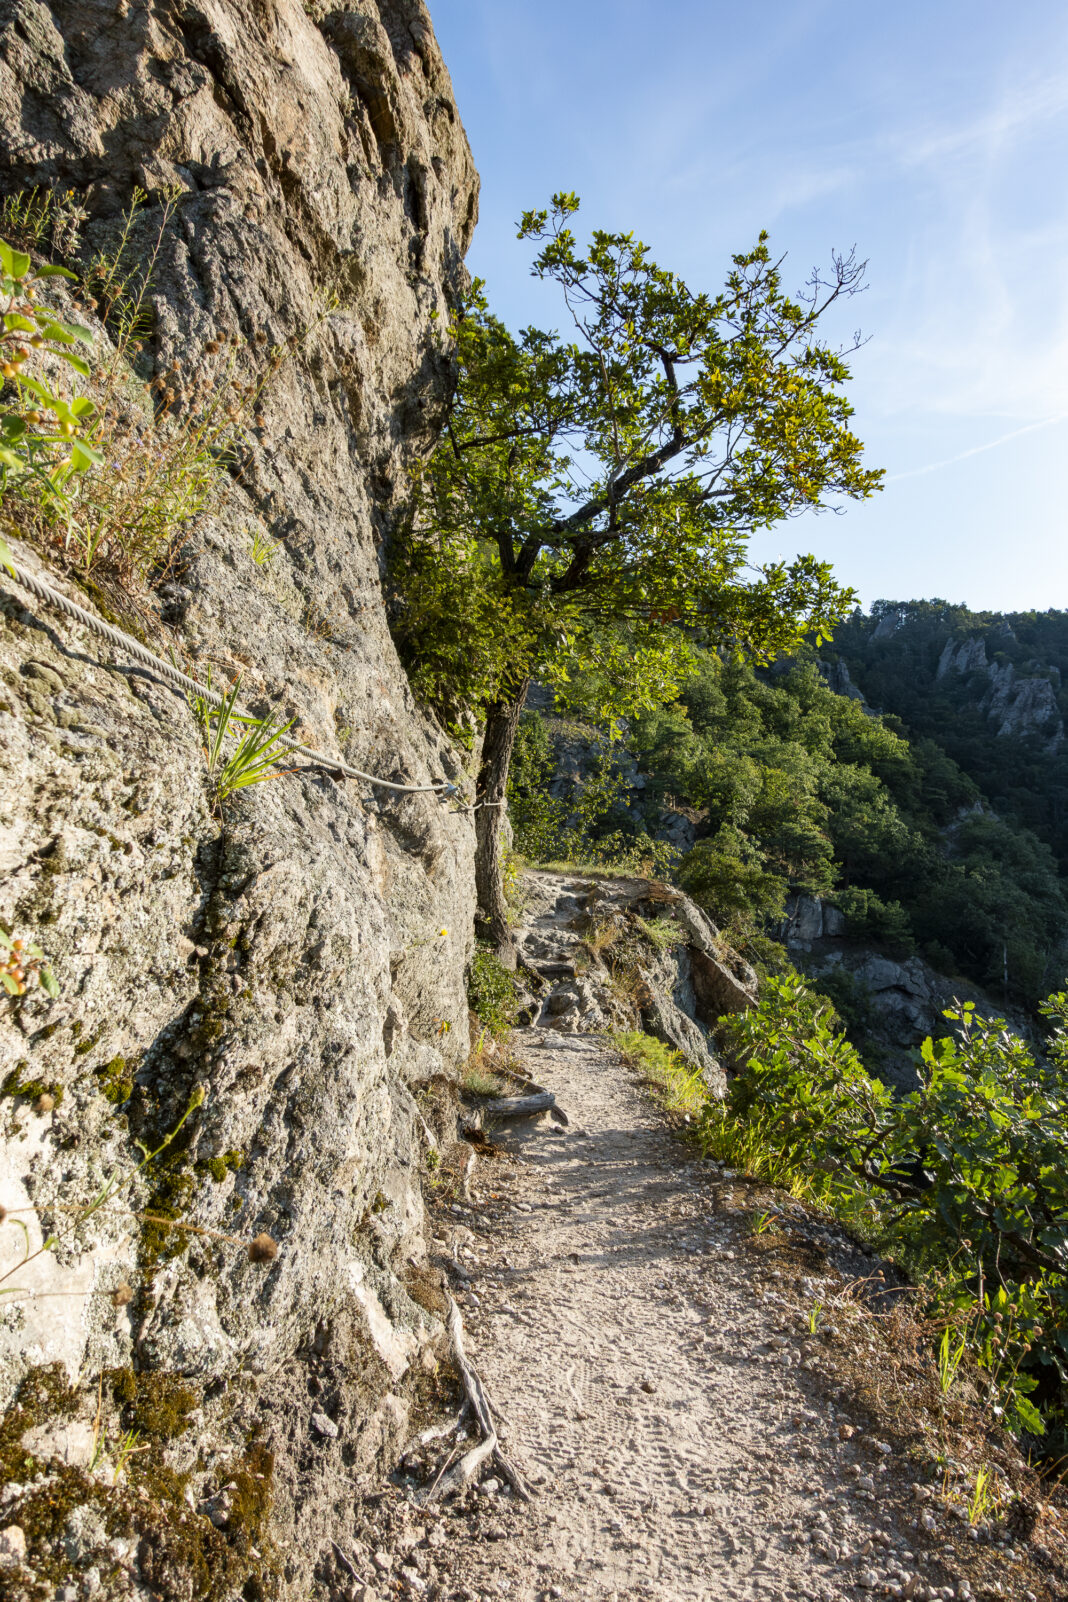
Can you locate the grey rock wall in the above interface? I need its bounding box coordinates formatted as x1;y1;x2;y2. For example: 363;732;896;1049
936;635;1063;750
512;870;752;1098
0;1;479;1594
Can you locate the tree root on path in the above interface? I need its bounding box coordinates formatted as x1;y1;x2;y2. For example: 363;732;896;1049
422;1298;532;1505
481;1090;568;1124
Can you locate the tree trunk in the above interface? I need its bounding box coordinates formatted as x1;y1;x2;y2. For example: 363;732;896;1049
474;680;529;966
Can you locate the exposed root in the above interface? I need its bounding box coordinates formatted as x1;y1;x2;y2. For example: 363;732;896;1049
422;1298;531;1504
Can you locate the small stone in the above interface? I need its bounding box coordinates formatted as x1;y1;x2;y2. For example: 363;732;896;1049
310;1412;338;1439
0;1525;25;1567
838;1423;856;1440
857;1570;879;1590
373;1549;393;1573
639;1378;657;1394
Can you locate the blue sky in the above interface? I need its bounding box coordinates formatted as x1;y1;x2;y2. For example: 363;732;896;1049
430;0;1068;613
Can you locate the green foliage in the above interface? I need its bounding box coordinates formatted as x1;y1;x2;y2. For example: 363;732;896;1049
462;1065;506;1097
708;973;1068;1439
0;927;59;999
0;185;88;255
1;191;284;586
810;965;877;1045
624;646;1068;1004
675;827;788;935
189;676;295;807
466;945;518;1039
507;710;676;874
0;234;101;512
507;711;568;857
612;1029;706;1116
831;885;914;950
633;915;686;952
247;525;279;567
833;602;1068;879
390;195;880;733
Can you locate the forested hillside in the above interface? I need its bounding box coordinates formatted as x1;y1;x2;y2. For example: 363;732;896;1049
832;602;1068;871
509;639;1068;1010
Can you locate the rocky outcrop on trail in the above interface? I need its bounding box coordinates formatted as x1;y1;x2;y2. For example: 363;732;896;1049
0;2;478;1595
512;871;758;1096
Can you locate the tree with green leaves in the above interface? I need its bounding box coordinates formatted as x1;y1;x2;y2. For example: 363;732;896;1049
390;195;883;957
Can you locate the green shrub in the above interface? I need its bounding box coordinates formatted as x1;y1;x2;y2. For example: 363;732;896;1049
832;885;915;952
0;234;101;511
466;945;517;1039
810;965;877;1044
676;828;787;933
708;973;1068;1443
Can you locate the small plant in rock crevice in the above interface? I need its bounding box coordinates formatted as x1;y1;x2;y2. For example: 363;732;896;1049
466;944;518;1040
461;1065;506;1098
0;185;89;256
247;523;279;566
0;233;101;520
0;187;305;590
189;673;295;808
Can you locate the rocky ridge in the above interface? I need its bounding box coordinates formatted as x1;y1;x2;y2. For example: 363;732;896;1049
936;637;1062;751
0;1;482;1595
507;870;759;1097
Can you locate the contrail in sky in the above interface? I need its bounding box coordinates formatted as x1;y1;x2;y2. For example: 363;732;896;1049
886;414;1068;482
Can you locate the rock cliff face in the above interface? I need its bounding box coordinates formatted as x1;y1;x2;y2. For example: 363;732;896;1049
781;894;1031;1091
0;2;479;1594
936;634;1063;750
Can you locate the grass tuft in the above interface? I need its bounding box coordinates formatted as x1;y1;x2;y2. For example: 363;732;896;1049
612;1029;706;1118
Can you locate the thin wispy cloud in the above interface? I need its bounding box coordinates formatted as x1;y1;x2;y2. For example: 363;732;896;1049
898;70;1068;168
886;415;1068;482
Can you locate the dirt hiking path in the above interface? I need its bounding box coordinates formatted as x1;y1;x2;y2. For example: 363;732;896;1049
349;874;1026;1602
407;1028;972;1602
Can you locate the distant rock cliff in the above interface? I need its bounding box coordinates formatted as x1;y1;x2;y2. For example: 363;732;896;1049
0;1;479;1594
937;634;1063;749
